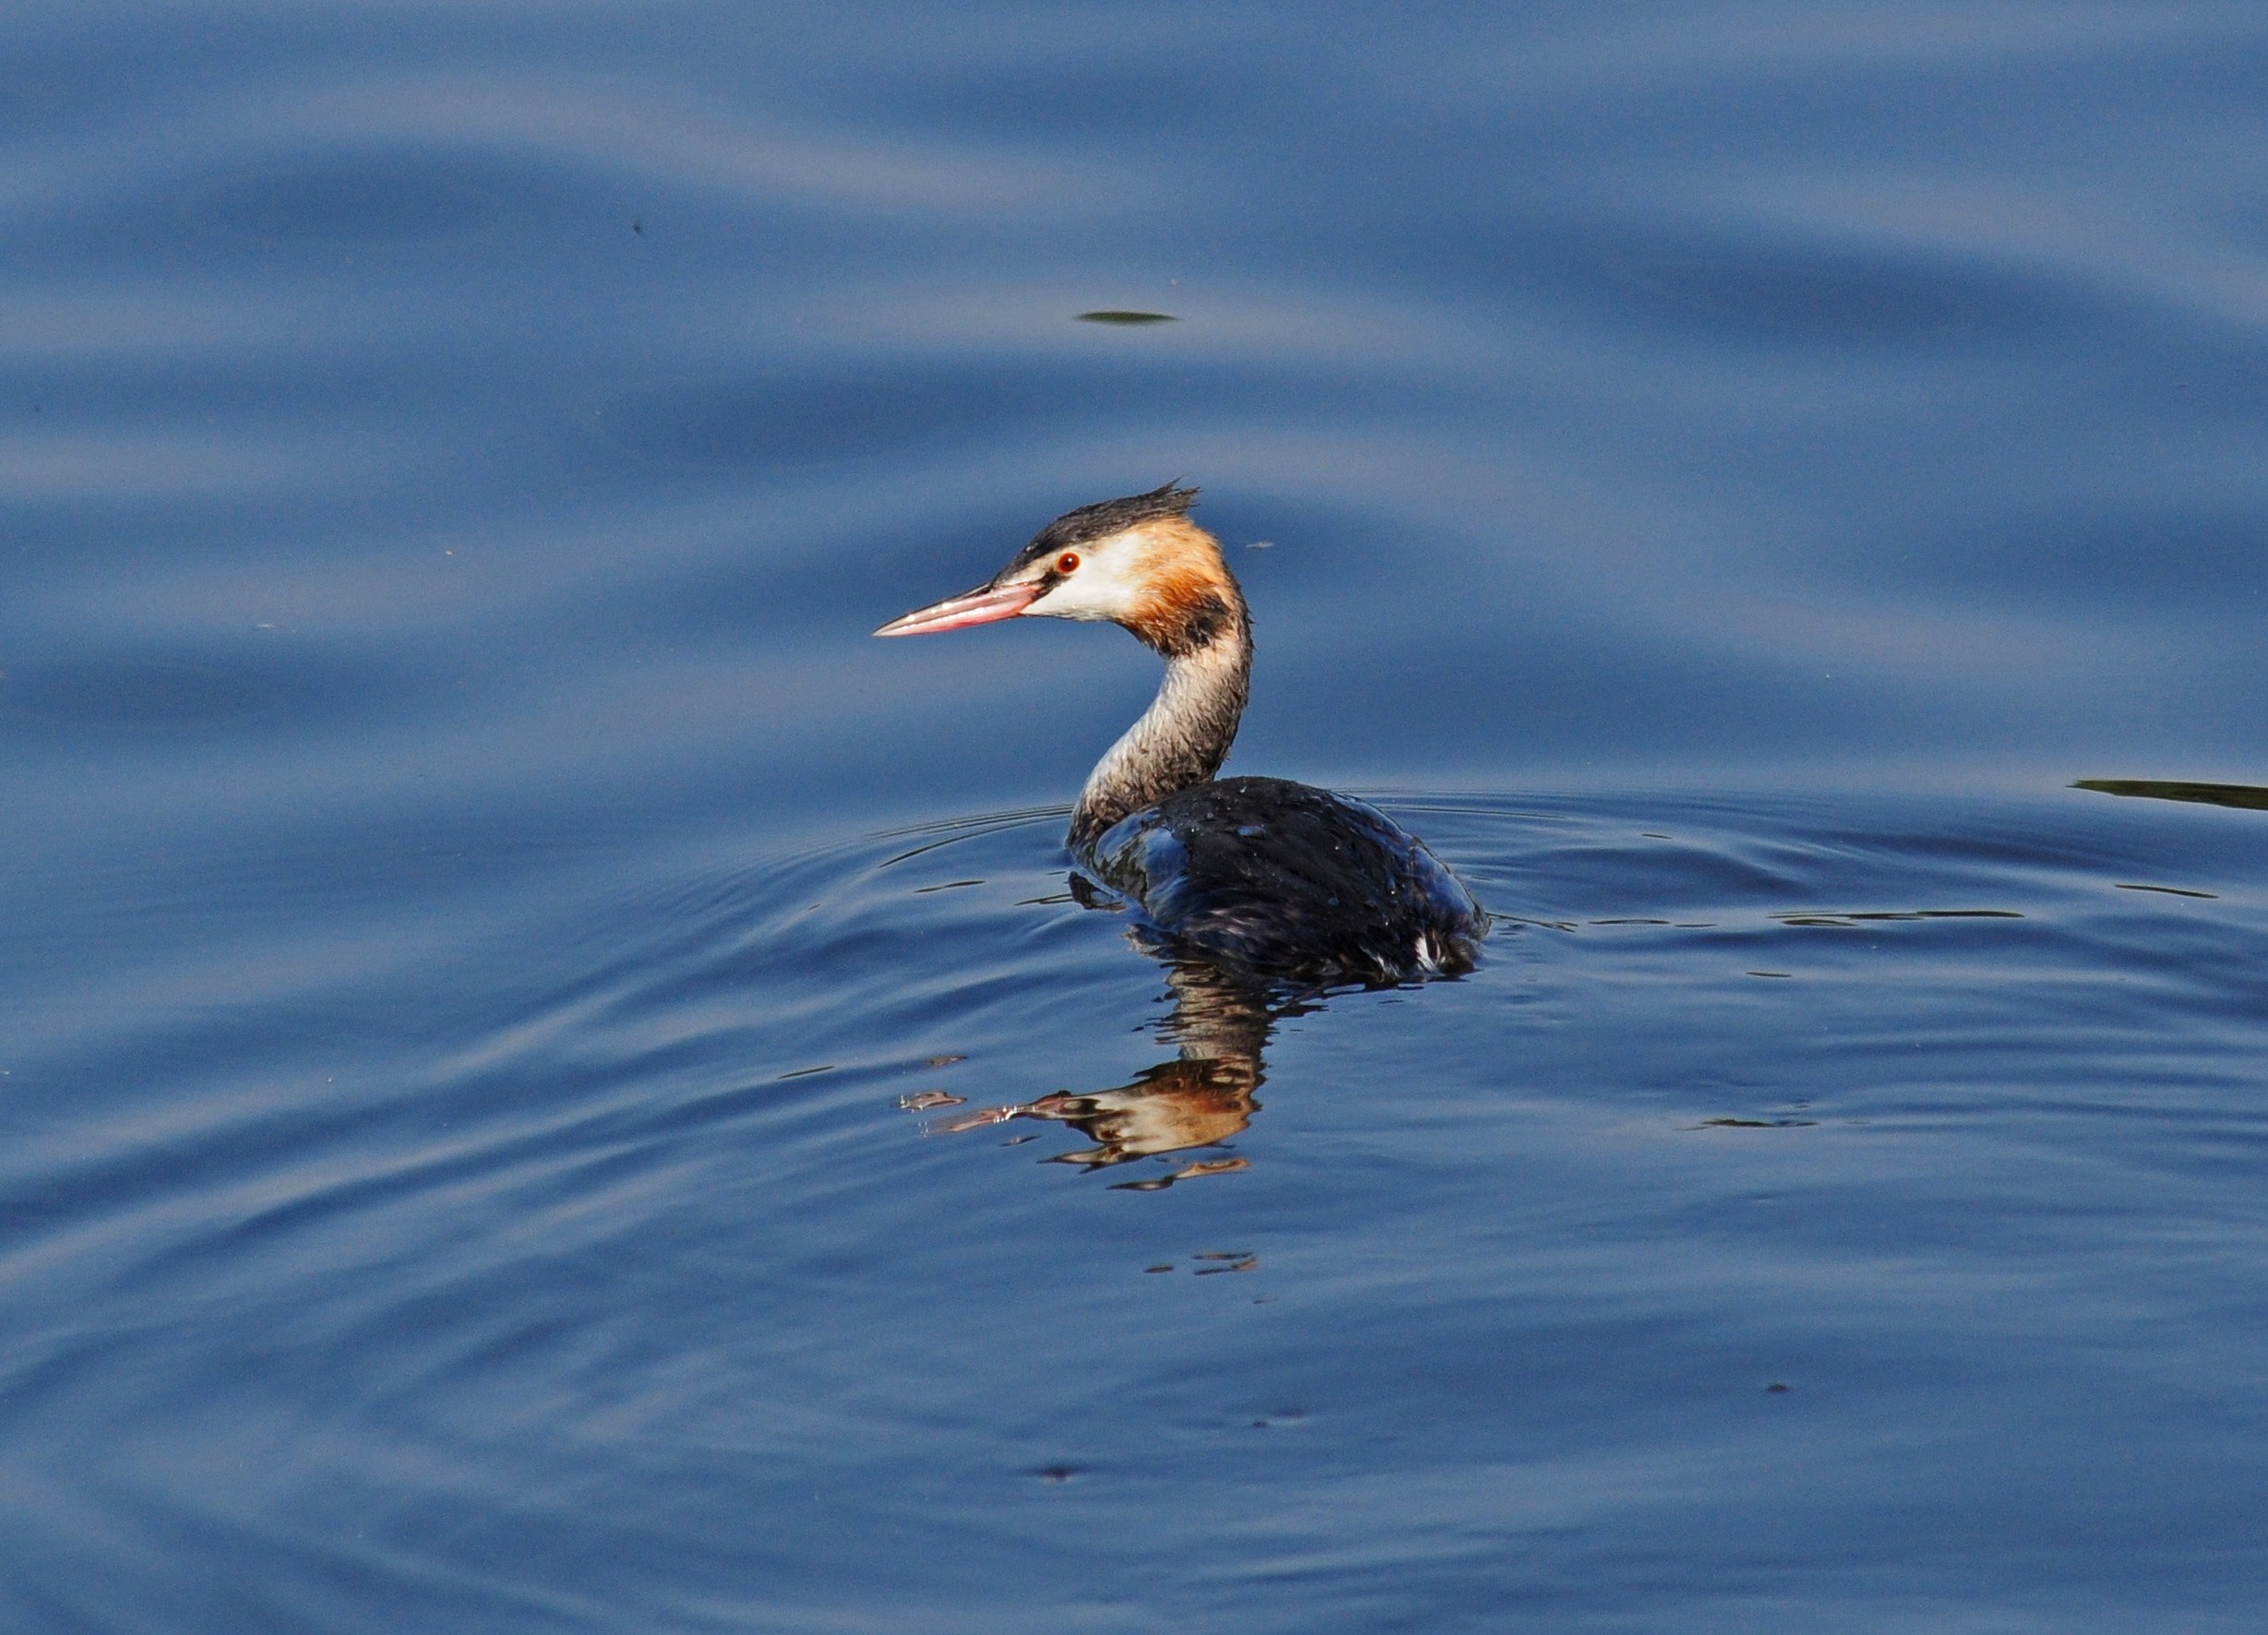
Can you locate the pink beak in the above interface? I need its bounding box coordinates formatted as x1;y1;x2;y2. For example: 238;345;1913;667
873;581;1042;638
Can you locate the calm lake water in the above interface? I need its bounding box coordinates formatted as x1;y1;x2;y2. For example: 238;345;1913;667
5;4;2267;1629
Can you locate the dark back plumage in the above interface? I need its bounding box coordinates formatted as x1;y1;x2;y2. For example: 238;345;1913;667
1082;776;1486;983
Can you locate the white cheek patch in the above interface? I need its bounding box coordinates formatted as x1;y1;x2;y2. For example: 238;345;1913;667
1026;531;1152;622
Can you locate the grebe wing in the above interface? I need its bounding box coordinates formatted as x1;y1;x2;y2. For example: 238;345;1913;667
1082;776;1485;980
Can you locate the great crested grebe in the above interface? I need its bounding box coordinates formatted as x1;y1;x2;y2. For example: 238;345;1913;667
875;483;1485;982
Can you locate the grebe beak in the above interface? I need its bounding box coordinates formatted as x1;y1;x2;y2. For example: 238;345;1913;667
873;580;1043;638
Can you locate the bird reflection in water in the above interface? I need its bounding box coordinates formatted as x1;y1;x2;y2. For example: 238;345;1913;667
927;943;1317;1187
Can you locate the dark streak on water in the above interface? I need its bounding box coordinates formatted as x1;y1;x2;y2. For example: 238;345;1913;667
5;5;2268;1632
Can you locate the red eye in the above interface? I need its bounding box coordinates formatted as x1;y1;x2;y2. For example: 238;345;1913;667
1056;552;1080;574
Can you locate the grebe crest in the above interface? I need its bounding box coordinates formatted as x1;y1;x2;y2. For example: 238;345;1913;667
877;483;1485;982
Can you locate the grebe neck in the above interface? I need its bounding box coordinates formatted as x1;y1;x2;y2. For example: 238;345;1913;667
1069;609;1251;850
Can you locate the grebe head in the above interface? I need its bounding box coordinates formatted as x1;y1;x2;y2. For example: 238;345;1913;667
874;482;1241;657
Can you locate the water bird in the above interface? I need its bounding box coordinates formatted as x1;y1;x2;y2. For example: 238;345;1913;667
875;483;1485;981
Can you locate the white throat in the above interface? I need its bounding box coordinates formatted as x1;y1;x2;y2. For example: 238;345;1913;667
1071;628;1251;848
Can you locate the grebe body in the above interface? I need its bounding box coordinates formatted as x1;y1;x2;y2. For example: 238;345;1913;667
1088;777;1479;980
877;483;1485;982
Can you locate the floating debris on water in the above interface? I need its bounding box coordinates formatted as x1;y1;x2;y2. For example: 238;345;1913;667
1194;1253;1259;1275
2075;778;2268;811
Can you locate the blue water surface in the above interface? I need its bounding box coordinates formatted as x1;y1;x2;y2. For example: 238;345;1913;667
4;4;2267;1629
